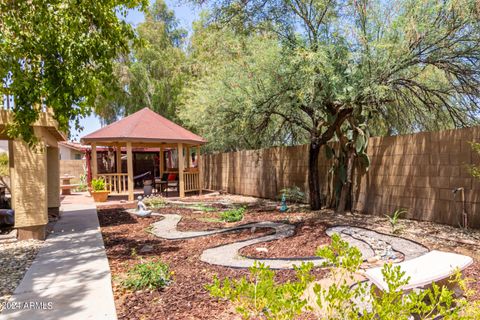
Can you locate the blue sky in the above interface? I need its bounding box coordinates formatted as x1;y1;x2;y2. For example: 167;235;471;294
70;1;197;141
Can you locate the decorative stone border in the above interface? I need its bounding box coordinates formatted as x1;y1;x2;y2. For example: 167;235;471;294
151;214;429;269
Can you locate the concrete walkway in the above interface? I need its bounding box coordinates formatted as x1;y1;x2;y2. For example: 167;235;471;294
0;194;116;320
152;214;430;269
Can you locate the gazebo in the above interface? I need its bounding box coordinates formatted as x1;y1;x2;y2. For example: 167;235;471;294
81;108;206;201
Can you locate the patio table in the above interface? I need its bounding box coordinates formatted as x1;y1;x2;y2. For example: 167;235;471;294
60;175;76;195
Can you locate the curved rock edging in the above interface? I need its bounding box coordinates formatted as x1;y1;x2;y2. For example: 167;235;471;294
151;214;428;269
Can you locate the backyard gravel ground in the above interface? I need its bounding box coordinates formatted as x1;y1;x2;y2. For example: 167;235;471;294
0;237;44;311
99;195;480;319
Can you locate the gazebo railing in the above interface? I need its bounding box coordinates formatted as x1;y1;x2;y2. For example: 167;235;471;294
99;173;128;194
184;171;200;192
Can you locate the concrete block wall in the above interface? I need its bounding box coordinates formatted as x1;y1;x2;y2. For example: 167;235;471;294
202;126;480;228
59;159;86;183
355;127;480;227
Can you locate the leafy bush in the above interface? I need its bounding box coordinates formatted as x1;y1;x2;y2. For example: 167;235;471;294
315;235;477;319
143;195;165;209
206;261;314;320
314;233;365;319
91;178;107;191
208;234;480;319
75;173;88;192
0;152;10;193
121;260;172;291
469;142;480;179
384;208;406;234
220;206;245;222
279;186;305;204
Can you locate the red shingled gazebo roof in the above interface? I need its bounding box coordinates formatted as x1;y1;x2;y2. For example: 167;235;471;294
81;108;206;145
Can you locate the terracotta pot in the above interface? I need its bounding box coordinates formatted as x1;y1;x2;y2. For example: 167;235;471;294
91;190;109;202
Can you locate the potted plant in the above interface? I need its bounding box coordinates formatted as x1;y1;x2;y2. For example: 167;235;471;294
91;178;109;202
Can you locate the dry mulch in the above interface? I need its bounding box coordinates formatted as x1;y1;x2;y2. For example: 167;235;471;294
240;220;331;259
99;207;326;320
99;201;480;319
171;207;332;259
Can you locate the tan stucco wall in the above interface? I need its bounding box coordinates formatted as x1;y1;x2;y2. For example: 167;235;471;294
10;138;48;228
0;110;64;239
47;146;60;209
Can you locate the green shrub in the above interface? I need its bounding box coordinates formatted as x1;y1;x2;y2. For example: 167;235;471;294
384;208;406;234
121;260;172;291
209;234;480;319
75;173;88;192
315;235;476;319
206;261;314;320
279;186;305;204
0;152;10;193
91;178;107;191
143;195;165;209
314;233;365;319
195;204;217;212
220;206;245;222
469;142;480;179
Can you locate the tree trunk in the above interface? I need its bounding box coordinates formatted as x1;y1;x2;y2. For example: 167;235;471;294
308;141;322;210
337;148;355;213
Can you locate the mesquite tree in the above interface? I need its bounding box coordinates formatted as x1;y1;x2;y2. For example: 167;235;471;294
187;0;480;210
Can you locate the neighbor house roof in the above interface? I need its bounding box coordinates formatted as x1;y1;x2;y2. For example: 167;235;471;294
59;141;85;151
81;108;206;145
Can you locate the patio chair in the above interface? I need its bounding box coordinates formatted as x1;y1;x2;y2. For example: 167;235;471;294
166;173;179;196
365;250;473;292
155;173;169;195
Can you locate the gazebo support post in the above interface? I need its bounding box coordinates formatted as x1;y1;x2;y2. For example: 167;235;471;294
92;142;98;179
127;142;134;201
197;145;203;195
116;145;122;174
186;146;190;168
159;145;163;177
178;143;185;197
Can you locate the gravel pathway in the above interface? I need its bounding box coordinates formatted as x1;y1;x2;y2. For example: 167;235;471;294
151;214;429;269
326;226;429;261
0;239;44;311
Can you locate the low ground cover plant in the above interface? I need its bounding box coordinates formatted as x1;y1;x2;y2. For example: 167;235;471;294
220;206;245;222
208;234;480;319
143;195;165;209
207;262;314;320
75;173;88;192
121;260;172;291
384;208;406;234
279;186;306;204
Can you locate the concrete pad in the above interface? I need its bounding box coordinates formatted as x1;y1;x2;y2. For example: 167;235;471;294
366;250;473;291
0;199;117;320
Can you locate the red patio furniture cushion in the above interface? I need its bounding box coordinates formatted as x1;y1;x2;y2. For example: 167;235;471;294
167;173;177;181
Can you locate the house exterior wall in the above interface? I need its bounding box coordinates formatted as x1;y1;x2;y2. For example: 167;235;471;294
202;126;480;228
59;144;83;160
47;147;60;211
10;138;48;239
0;109;64;240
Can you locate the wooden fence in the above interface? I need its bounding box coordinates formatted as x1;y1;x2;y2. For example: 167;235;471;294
201;126;480;228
